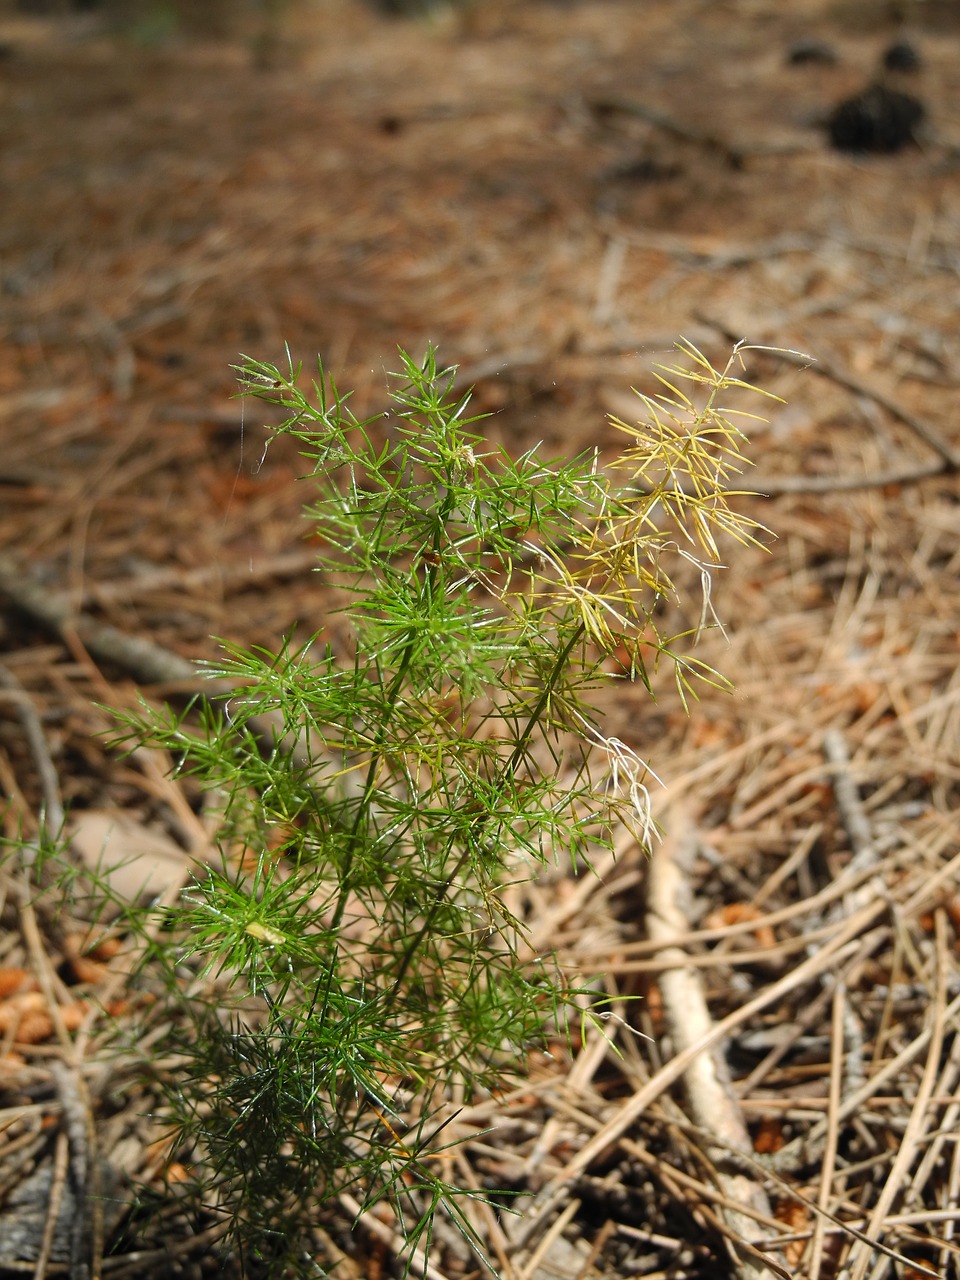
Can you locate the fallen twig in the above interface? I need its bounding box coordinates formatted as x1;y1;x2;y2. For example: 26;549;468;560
703;318;960;475
789;350;960;471
0;663;64;835
745;460;947;494
645;816;786;1279
0;555;198;689
511;896;889;1251
589;95;745;169
0;554;312;768
77;547;322;608
823;728;876;871
809;983;845;1280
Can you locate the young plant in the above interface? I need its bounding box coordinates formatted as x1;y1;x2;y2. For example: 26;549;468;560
118;340;775;1275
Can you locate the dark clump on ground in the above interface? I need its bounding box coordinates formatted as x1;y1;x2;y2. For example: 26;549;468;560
827;82;926;152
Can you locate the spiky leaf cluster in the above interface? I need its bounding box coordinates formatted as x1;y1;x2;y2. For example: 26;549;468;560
112;340;775;1274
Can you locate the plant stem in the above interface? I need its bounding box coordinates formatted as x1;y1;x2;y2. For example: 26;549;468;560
386;619;587;1007
330;630;418;931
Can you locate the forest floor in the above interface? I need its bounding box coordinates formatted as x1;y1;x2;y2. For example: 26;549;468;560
1;0;960;1276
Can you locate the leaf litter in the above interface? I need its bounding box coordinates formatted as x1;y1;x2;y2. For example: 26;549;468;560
0;0;959;1276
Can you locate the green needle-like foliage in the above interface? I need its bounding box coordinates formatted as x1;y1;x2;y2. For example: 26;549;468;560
114;339;778;1275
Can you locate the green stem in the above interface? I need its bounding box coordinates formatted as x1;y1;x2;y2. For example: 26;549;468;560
318;522;449;1013
329;632;417;936
385;618;587;1009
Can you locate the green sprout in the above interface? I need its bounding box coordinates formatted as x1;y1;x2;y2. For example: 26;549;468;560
111;339;776;1275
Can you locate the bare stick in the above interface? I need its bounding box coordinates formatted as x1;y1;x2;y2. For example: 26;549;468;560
0;555;199;688
703;317;960;472
589;95;745;169
785;349;960;471
79;547;321;608
745;460;947;494
809;983;845;1280
510;895;888;1251
823;728;874;870
51;1061;103;1280
0;663;64;835
0;554;312;768
646;816;785;1279
32;1128;70;1280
